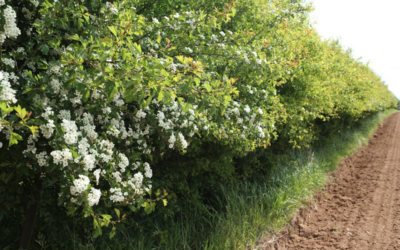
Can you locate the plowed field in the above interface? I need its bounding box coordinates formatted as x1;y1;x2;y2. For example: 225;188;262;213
261;112;400;250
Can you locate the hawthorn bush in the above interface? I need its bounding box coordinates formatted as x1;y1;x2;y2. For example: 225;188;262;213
0;0;397;247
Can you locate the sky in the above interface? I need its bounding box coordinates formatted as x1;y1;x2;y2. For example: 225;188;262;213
306;0;400;99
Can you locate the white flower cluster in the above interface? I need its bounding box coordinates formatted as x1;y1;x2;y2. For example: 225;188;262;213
93;169;101;185
36;151;49;167
110;187;125;203
221;100;272;143
22;134;39;155
0;71;17;103
184;47;193;53
70;175;90;195
143;162;152;178
2;58;15;68
105;2;118;14
61;119;79;144
0;5;21;43
30;0;39;7
136;109;146;119
40;119;55;139
83;154;96;171
118;153;129;172
113;92;124;107
168;133;175;148
22;7;32;20
153;100;202;149
178;132;188;149
87;188;101;206
50;148;73;167
50;78;63;94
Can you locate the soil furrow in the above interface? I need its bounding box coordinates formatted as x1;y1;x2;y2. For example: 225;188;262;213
366;115;399;250
260;112;400;250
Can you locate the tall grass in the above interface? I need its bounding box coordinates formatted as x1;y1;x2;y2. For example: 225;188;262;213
64;110;397;250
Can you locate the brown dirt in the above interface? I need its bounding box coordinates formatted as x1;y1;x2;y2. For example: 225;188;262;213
258;112;400;250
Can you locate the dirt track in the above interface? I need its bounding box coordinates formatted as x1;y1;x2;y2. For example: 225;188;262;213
261;112;400;250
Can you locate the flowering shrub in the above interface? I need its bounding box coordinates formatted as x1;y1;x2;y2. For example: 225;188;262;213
0;0;397;242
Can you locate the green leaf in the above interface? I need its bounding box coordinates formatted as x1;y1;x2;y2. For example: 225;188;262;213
93;218;102;237
0;102;13;114
40;44;49;55
122;48;127;61
145;96;152;107
9;132;23;147
203;83;212;92
14;105;27;119
143;201;156;214
107;87;118;104
176;55;185;63
69;34;80;41
101;214;112;227
71;150;79;159
223;95;232;106
110;226;116;239
133;43;142;54
13;105;22;115
28;126;39;136
67;206;78;216
83;89;90;102
0;173;13;184
158;90;164;102
114;208;120;219
182;103;189;112
22;88;33;94
108;26;117;37
83;13;90;23
162;199;168;206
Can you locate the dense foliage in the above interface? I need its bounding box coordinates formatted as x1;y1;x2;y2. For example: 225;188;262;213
0;0;397;247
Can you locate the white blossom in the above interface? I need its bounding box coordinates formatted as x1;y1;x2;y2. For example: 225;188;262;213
106;2;118;13
0;71;17;103
144;162;152;178
88;188;101;206
2;6;21;42
168;133;176;148
30;0;39;7
70;175;90;195
93;169;101;185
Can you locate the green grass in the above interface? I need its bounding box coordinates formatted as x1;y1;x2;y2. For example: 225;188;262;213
64;110;397;250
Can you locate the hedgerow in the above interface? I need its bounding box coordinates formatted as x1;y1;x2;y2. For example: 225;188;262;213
0;0;397;247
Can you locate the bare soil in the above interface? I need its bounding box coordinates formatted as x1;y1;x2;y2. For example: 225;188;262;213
259;112;400;250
